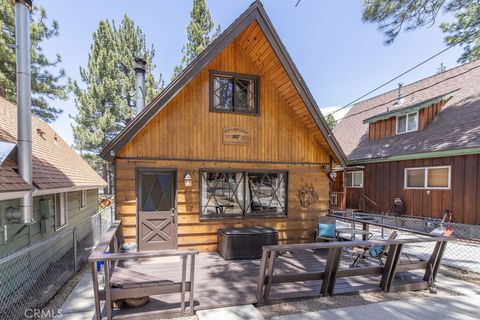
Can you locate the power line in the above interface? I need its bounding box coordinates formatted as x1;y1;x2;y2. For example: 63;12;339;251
337;63;480;122
327;28;480;116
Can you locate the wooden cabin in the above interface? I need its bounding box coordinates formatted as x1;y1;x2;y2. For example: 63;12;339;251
101;2;346;252
332;60;480;224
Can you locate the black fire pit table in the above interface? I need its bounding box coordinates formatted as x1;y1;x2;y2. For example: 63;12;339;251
217;226;278;260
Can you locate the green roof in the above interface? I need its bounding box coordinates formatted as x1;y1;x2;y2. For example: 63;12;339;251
362;89;459;124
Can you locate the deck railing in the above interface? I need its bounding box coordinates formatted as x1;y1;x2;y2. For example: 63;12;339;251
256;228;449;304
88;221;198;320
329;191;345;211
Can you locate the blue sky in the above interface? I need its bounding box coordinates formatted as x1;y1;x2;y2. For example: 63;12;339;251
36;0;463;146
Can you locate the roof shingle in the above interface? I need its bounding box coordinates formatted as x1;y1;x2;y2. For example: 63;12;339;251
0;97;106;192
333;60;480;162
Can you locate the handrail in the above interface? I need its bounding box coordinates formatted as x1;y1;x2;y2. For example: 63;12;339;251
89;249;199;261
261;236;449;253
361;192;379;208
333;215;436;237
257;236;449;303
89;220;122;257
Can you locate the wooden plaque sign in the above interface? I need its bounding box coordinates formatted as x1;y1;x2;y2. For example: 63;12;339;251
223;127;249;145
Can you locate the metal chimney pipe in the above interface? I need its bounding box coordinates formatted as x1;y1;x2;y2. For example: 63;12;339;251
134;57;146;115
15;0;33;224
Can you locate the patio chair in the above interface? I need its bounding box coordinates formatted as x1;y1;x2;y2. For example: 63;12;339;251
350;231;398;267
315;216;337;243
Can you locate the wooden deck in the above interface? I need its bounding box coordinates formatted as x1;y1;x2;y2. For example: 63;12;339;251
109;250;422;319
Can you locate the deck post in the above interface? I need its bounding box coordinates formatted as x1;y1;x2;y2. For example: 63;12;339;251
90;261;101;320
320;246;342;296
189;254;196;314
263;250;278;303
104;259;112;320
180;255;187;312
423;240;447;283
256;249;269;304
379;243;403;292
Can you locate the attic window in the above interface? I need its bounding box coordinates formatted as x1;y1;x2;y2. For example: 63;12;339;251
396;112;418;134
210;71;258;114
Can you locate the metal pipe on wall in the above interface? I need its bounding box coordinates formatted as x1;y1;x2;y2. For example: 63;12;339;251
134;57;146;115
15;0;34;224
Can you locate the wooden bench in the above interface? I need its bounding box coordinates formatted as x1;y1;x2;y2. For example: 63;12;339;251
88;221;199;320
256;236;449;304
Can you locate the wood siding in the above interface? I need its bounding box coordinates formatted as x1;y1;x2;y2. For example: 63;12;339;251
355;155;480;224
0;189;99;257
115;22;337;252
368;100;447;140
116;159;330;252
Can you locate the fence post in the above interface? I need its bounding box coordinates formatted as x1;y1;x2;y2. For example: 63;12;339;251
73;227;78;273
110;205;114;223
381;216;385;238
98;212;102;239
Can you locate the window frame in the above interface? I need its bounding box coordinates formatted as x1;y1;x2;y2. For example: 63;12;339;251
209;70;260;115
54;193;68;231
199;169;288;219
396;111;419;134
346;171;364;188
79;190;87;209
404;166;451;190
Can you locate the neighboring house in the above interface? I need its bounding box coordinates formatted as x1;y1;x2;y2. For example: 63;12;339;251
332;60;480;224
100;1;346;252
0;96;106;257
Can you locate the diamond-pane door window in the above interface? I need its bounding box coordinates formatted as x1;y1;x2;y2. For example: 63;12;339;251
201;172;244;216
246;173;286;215
141;173;173;211
212;76;234;111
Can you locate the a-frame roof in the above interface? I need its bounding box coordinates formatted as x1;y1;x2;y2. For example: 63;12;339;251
100;1;347;165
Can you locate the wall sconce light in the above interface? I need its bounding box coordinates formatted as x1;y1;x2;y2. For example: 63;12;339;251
328;170;337;181
184;171;193;188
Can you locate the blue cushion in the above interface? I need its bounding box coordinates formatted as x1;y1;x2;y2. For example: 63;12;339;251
318;223;336;238
369;245;385;257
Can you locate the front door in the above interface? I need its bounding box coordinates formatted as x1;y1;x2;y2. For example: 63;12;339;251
137;170;177;251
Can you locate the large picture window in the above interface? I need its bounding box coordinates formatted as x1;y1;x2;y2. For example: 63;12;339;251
210;71;258;114
201;170;287;217
405;166;450;189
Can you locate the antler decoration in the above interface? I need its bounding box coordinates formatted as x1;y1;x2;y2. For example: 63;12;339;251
297;184;319;208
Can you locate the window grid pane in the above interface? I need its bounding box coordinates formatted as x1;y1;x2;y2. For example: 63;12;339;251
212;76;234;111
406;169;425;188
234;79;256;112
427;168;449;188
397;115;407;133
407;112;417;131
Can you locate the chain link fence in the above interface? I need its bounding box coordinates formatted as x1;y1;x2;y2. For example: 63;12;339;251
0;205;114;320
331;210;480;272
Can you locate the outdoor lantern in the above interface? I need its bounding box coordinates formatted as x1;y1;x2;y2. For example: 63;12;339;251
328;170;337;181
184;171;193;188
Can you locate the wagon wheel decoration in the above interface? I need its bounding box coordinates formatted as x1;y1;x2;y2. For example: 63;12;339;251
297;184;319;208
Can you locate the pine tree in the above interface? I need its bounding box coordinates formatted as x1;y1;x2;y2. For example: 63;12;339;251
0;0;67;122
362;0;480;63
172;0;220;79
71;16;162;190
325;114;337;129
